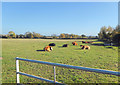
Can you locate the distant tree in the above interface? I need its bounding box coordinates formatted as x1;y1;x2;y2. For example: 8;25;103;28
88;36;92;38
16;34;19;38
19;34;24;38
95;36;98;38
81;34;86;38
98;25;120;44
51;34;57;39
8;31;16;38
112;25;120;45
0;34;2;38
70;35;73;38
112;33;120;45
52;36;57;39
107;26;113;33
25;32;33;38
2;35;8;38
77;35;82;38
60;34;65;38
112;25;120;37
105;26;113;42
42;36;46;39
74;35;79;38
69;34;74;38
115;25;120;32
98;26;106;40
33;32;42;38
65;34;69;38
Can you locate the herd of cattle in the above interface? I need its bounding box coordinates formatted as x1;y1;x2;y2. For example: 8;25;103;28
43;41;93;52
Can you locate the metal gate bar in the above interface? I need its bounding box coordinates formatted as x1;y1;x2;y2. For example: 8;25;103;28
16;57;120;84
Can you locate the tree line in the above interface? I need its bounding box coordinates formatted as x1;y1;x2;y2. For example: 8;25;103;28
0;31;98;39
98;25;120;45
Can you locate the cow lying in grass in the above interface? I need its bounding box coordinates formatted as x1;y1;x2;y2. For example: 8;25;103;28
82;41;86;43
72;41;78;46
44;46;53;51
49;43;56;46
63;44;68;47
80;45;90;50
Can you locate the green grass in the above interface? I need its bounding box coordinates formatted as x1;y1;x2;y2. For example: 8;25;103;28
2;39;119;83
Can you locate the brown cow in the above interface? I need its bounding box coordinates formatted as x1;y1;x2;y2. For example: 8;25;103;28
44;46;53;52
80;45;90;50
82;41;88;43
72;41;78;46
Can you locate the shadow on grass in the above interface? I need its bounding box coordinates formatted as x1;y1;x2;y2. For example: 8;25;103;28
104;46;113;49
77;40;98;42
91;43;104;46
92;43;115;49
36;50;45;51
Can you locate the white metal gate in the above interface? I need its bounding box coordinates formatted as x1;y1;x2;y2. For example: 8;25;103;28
16;57;120;84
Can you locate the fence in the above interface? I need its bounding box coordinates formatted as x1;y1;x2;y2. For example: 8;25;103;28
16;57;120;84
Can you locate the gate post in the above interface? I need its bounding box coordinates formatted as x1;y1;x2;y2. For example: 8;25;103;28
53;66;56;82
16;57;20;83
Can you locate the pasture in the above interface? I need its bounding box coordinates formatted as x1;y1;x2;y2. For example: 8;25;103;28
2;39;119;83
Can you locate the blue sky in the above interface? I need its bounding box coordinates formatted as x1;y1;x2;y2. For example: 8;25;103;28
2;2;118;36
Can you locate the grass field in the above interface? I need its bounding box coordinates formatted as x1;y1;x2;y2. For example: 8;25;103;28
2;39;119;83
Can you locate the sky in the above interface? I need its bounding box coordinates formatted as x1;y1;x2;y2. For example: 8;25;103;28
2;2;118;36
